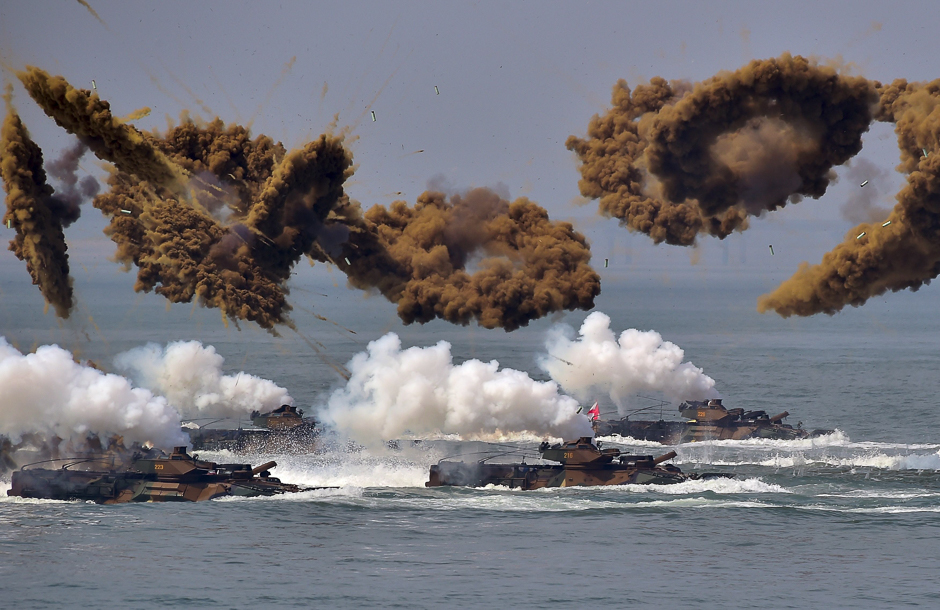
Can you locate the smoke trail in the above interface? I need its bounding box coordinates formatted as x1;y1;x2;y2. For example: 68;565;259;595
17;67;186;188
114;341;292;419
331;188;601;331
570;54;940;316
319;333;593;446
0;95;75;317
538;312;718;409
76;0;109;31
121;107;152;121
0;337;186;448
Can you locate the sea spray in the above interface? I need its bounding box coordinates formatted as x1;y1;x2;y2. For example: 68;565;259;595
0;337;185;448
318;333;592;447
114;340;291;418
539;311;718;409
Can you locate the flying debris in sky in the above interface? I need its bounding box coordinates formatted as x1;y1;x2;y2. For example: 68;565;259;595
568;53;940;317
860;180;869;187
2;67;600;332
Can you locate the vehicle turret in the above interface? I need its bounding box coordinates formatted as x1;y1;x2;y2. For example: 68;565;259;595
538;437;621;465
250;405;308;430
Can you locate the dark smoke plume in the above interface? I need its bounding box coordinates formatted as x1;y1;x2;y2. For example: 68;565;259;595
7;67;599;331
46;140;99;221
570;54;940;316
0;95;75;317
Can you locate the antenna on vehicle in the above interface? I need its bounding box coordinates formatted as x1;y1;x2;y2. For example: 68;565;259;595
635;394;670;419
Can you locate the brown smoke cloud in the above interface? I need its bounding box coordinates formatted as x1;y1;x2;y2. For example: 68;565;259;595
338;189;601;331
758;78;940;316
567;54;876;246
570;53;940;316
1;94;75;317
6;67;599;331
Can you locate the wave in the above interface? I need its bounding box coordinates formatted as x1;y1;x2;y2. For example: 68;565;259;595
678;450;940;471
599;430;852;450
198;447;433;488
816;490;940;500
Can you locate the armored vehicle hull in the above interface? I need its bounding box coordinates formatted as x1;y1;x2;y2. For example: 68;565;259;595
186;405;320;453
8;447;306;503
594;399;832;444
426;438;727;489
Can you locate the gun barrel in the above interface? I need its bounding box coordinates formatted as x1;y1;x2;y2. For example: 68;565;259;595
653;450;678;465
251;460;277;476
770;411;790;423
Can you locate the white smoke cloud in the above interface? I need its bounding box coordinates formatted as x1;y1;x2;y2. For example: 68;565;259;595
113;341;291;419
319;333;592;446
0;338;186;448
538;312;718;411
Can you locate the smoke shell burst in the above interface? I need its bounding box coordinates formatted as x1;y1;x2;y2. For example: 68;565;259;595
5;67;600;331
569;53;940;317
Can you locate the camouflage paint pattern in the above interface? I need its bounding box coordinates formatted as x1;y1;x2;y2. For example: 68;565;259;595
8;446;304;503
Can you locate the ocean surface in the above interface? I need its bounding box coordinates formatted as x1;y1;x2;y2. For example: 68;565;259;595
2;268;940;609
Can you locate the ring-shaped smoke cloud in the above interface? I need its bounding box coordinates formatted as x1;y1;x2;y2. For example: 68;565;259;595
567;54;940;317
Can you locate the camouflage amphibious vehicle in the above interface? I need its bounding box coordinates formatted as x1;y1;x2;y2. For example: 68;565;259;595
426;437;727;489
186;405;319;453
7;446;306;503
593;399;832;444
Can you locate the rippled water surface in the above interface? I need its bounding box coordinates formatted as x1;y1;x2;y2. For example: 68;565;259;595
2;275;939;608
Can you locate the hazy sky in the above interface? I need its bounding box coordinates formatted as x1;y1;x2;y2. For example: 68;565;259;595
2;0;939;339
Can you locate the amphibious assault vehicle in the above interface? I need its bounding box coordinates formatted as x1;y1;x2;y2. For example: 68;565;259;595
7;446;307;503
426;437;727;489
186;405;319;452
593;399;832;444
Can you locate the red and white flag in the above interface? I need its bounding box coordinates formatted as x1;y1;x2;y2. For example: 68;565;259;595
587;401;600;421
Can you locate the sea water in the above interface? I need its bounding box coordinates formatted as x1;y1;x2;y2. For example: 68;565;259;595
1;269;939;608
